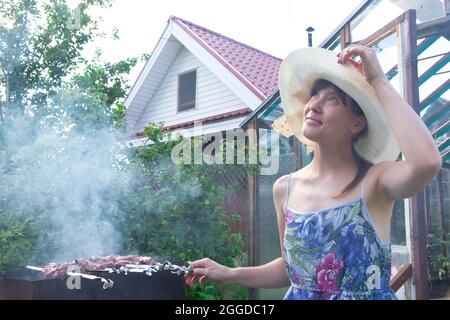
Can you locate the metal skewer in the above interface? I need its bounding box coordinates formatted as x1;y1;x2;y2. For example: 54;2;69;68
26;260;193;283
26;266;44;272
26;265;114;289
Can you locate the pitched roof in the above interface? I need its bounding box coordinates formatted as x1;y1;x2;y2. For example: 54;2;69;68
171;16;282;99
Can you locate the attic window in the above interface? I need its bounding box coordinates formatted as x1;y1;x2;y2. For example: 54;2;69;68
178;70;196;111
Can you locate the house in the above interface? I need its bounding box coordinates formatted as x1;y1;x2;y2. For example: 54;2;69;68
123;16;283;282
124;16;282;147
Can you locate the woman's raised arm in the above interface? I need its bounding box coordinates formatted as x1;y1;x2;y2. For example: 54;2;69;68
338;45;442;201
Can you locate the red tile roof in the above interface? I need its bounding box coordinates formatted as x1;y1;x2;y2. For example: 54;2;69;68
171;16;281;100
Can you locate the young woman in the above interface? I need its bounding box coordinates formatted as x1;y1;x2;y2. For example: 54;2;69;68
184;45;442;300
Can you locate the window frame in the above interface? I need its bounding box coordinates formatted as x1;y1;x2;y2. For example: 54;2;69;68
177;68;198;112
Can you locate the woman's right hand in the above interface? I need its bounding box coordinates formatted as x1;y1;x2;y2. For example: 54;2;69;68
337;44;387;86
184;258;232;288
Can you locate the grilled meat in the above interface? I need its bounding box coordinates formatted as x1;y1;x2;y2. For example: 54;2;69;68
41;255;155;278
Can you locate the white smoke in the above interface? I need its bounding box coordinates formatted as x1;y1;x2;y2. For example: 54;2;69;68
1;117;131;262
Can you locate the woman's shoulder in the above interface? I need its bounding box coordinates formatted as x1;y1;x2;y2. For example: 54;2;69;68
272;169;308;205
272;174;290;215
273;174;290;196
273;168;309;196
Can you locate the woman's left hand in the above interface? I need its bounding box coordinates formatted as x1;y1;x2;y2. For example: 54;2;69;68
337;44;387;86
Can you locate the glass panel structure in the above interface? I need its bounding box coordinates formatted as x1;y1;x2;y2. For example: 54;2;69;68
254;97;295;299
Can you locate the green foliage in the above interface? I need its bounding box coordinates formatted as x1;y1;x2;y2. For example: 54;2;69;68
0;0;113;119
0;0;143;130
0;210;35;270
55;54;144;131
427;232;450;280
119;122;259;299
72;51;149;104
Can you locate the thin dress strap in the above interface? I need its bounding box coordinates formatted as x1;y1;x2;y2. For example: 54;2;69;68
285;173;293;211
360;172;368;201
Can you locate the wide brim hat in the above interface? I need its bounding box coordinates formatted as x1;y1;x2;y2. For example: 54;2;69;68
272;47;400;164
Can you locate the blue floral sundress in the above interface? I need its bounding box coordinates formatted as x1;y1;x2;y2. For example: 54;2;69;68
283;173;397;300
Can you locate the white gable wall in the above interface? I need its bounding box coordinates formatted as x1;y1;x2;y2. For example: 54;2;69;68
133;47;247;134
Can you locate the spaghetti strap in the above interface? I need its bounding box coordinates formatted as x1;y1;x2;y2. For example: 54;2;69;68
360;172;368;201
285;173;293;211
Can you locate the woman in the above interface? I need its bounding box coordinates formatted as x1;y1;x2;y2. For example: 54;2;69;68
184;45;442;300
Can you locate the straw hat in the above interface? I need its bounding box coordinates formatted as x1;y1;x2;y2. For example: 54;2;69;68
272;47;400;164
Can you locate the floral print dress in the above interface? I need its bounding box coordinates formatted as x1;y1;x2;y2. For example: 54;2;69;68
283;173;397;300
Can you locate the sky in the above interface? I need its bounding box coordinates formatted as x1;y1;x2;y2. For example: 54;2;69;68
79;0;365;82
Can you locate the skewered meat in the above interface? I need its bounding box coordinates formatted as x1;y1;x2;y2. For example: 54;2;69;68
41;255;155;278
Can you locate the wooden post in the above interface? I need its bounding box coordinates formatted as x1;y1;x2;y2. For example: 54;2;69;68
424;184;431;235
437;170;448;262
400;10;430;300
390;263;413;292
340;23;352;49
294;139;302;171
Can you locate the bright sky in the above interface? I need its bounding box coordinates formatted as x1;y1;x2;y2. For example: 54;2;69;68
80;0;365;83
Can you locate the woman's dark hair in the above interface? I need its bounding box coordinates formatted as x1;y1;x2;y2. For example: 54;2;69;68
310;79;373;199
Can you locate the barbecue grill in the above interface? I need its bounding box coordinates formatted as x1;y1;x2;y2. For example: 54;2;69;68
0;264;186;300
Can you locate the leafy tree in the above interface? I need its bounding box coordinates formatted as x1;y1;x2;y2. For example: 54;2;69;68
56;51;148;131
0;0;117;118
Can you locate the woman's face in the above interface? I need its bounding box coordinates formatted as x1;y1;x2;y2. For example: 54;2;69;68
302;85;366;146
